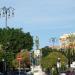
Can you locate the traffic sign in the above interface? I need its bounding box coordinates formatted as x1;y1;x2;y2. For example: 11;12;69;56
16;53;22;62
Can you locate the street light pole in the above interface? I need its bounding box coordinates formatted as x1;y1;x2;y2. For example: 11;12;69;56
2;59;5;74
0;6;15;28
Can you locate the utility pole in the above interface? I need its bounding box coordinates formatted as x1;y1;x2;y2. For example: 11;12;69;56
0;6;15;28
0;6;14;74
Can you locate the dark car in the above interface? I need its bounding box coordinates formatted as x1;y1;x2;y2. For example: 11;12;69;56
66;70;75;75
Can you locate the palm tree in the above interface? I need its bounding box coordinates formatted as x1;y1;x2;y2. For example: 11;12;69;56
67;33;75;49
49;37;56;48
66;33;75;67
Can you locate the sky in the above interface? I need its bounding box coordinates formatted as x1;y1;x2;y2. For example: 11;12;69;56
0;0;75;49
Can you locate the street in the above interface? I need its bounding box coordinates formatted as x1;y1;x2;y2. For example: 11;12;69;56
32;65;46;75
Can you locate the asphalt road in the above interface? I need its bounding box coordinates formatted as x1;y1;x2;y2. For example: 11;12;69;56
32;65;46;75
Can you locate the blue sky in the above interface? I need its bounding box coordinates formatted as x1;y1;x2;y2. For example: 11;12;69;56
0;0;75;48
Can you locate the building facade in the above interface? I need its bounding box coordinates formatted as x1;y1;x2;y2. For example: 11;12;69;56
59;33;75;49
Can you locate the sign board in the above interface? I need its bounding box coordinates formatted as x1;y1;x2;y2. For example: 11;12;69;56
16;53;22;62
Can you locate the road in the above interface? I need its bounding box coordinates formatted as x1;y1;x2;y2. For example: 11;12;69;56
31;65;46;75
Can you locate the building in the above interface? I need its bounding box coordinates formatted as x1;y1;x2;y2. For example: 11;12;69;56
59;33;75;49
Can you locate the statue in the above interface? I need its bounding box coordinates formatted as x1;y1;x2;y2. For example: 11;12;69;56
35;36;39;50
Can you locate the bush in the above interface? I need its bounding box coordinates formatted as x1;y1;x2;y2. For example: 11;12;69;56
41;51;68;70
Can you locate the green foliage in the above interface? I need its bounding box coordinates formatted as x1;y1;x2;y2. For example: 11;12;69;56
12;59;18;68
61;63;67;71
0;27;33;68
67;33;75;44
0;50;4;61
41;46;52;57
52;68;58;75
72;50;75;61
5;51;15;68
12;50;30;68
0;27;33;53
41;51;68;69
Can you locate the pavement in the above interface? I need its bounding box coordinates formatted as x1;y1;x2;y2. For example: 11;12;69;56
31;65;46;75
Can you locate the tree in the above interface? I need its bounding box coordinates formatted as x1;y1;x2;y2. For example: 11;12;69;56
12;50;30;69
0;27;33;69
41;51;68;70
66;33;75;49
0;50;4;61
65;33;75;67
41;46;52;57
0;27;33;54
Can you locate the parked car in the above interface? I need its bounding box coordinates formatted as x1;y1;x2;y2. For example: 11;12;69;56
66;70;75;75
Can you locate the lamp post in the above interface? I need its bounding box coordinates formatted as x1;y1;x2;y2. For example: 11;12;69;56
2;58;6;75
2;59;4;73
0;6;15;28
57;58;61;75
2;42;10;75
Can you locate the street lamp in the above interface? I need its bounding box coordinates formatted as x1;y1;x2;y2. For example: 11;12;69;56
49;37;56;48
2;42;10;74
2;58;6;75
0;6;15;28
57;58;61;75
